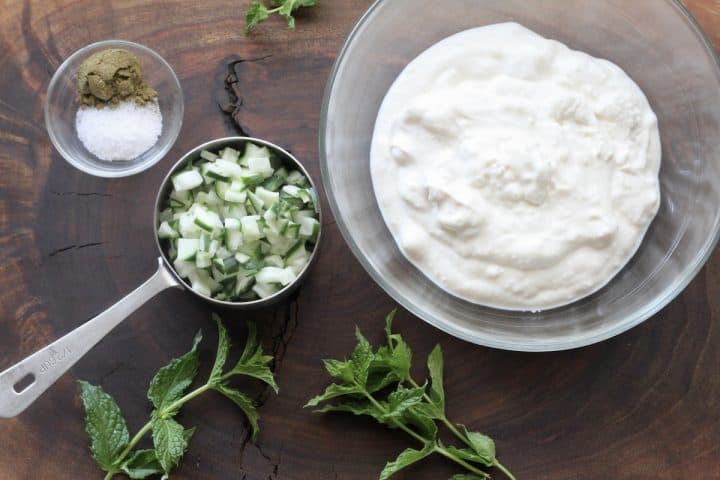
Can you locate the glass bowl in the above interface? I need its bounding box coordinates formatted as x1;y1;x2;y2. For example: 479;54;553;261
320;0;720;351
45;40;184;178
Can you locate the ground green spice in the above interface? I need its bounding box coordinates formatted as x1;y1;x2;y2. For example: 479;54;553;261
76;49;157;107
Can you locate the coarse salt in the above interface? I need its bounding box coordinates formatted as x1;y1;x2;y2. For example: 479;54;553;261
75;100;163;161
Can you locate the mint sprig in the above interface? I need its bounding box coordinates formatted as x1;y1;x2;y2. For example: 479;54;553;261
306;310;516;480
245;0;317;33
79;314;277;480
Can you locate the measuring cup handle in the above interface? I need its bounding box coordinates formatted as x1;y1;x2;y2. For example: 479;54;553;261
0;258;180;418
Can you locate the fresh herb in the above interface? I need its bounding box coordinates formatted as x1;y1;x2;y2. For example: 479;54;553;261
79;314;278;479
245;0;317;33
306;310;515;480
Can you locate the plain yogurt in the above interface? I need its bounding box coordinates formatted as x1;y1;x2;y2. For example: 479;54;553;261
370;22;661;311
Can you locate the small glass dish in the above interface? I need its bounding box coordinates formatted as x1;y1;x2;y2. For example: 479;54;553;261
44;40;184;178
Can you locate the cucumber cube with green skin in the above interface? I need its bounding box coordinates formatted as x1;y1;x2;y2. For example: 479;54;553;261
215;159;244;179
200;149;219;161
286;242;310;275
241;173;265;189
157;221;179;239
224;189;247;203
170;189;193;207
221;146;240;163
241;215;262;242
252;282;280;299
201;163;230;182
299;217;320;238
255;186;280;206
188;269;220;297
248;155;274;178
178;213;202;238
213;256;240;275
226;230;243;251
173;259;197;278
215;181;229;199
208;239;220;256
297;189;313;205
274;167;289;179
234;252;251;264
196;251;213;268
193;206;223;232
284;222;300;239
225;203;247;220
264;255;284;268
261;174;285;192
177;238;200;261
248;191;265;212
292;210;315;223
256;266;296;286
225;218;241;230
199;232;212;251
234;274;254;295
282;185;301;197
285;170;306;186
172;170;203;192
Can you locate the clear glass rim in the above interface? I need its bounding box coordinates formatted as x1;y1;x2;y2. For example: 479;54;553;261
44;39;184;178
318;0;720;351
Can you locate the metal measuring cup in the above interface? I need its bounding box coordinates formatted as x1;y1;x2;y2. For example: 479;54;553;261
0;136;322;417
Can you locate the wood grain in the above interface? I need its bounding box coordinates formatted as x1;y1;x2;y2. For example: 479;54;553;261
0;1;718;479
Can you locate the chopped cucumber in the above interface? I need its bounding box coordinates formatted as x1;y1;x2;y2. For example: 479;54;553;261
172;170;203;192
256;266;296;286
158;142;319;301
158;221;179;239
177;238;199;261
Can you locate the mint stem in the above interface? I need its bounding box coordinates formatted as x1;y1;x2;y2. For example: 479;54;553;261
358;386;428;445
357;383;491;478
434;445;490;479
494;460;517;480
406;378;515;480
102;383;214;480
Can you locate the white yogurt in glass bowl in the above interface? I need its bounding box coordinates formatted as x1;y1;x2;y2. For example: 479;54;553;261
370;22;661;311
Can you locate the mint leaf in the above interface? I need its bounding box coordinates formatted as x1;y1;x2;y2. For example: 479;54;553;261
381;309;411;381
350;326;373;386
402;407;438;440
228;321;278;393
120;450;163;479
305;383;362;407
367;347;401;393
246;0;316;33
442;444;495;468
209;313;230;383
450;474;488;480
183;426;196;443
245;1;270;33
312;399;382;421
427;344;445;415
383;385;425;419
278;4;296;29
458;425;496;467
379;443;434;480
152;417;187;473
214;383;260;441
383;309;398;341
147;330;202;411
79;381;129;472
323;358;354;383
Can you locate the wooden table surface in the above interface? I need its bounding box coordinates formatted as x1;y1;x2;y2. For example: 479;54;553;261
0;1;719;479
